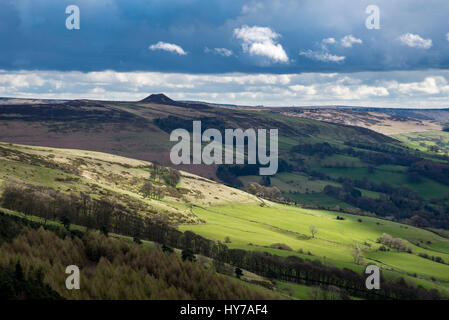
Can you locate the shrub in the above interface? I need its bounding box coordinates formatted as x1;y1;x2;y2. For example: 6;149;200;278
269;243;293;251
377;233;412;253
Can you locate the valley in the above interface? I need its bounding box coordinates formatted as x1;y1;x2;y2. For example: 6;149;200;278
0;141;447;299
0;95;448;299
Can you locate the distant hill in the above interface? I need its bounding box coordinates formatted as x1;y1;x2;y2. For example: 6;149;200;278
140;93;177;105
348;107;449;122
0;94;391;178
140;93;211;110
273;108;443;135
0;97;68;105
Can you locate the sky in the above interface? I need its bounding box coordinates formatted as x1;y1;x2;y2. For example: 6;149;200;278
1;0;449;107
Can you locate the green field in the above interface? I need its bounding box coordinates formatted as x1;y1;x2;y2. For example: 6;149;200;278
179;202;449;294
394;131;449;155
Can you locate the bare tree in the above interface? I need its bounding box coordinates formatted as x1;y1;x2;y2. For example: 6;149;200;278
309;224;318;238
352;242;364;265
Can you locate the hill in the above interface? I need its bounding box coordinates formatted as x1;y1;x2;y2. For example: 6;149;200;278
349;108;449;123
0;142;448;299
0;97;68;105
0;142;258;224
0;95;392;180
140;93;177;104
0;95;449;230
275;108;443;135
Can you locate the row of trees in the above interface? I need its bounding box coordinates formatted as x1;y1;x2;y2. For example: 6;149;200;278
1;181;443;300
323;183;449;229
246;183;282;200
291;142;339;158
220;249;442;300
1;180;150;236
290;141;423;167
418;252;446;265
216;161;292;188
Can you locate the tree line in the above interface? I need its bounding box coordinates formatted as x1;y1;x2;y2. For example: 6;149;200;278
323;182;449;229
1;181;443;300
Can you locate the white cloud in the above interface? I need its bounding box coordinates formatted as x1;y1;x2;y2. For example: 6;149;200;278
321;35;362;49
322;38;336;45
340;35;362;48
241;3;264;14
1;70;449;108
205;47;233;57
399;33;433;49
446;32;449;41
302;35;361;64
289;84;316;95
395;77;449;95
320;38;336;50
149;41;187;55
233;25;288;63
299;50;345;63
329;85;389;99
214;48;233;57
0;73;46;89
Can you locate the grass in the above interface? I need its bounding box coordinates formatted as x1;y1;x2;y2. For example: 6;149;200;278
287;192;354;209
366;250;449;281
276;281;311;300
2;141;449;296
0;142;260;224
179;202;449;293
394;131;449;155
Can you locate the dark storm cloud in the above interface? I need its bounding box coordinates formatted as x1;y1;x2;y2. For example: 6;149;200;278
0;0;448;73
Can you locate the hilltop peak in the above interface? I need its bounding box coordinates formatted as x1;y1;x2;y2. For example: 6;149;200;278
140;93;175;104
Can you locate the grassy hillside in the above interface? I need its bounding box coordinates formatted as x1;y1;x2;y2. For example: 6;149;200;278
0;98;392;179
274;108;442;135
0;142;448;299
0;142;259;224
1;98;448;226
179;203;449;294
394;131;449;155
